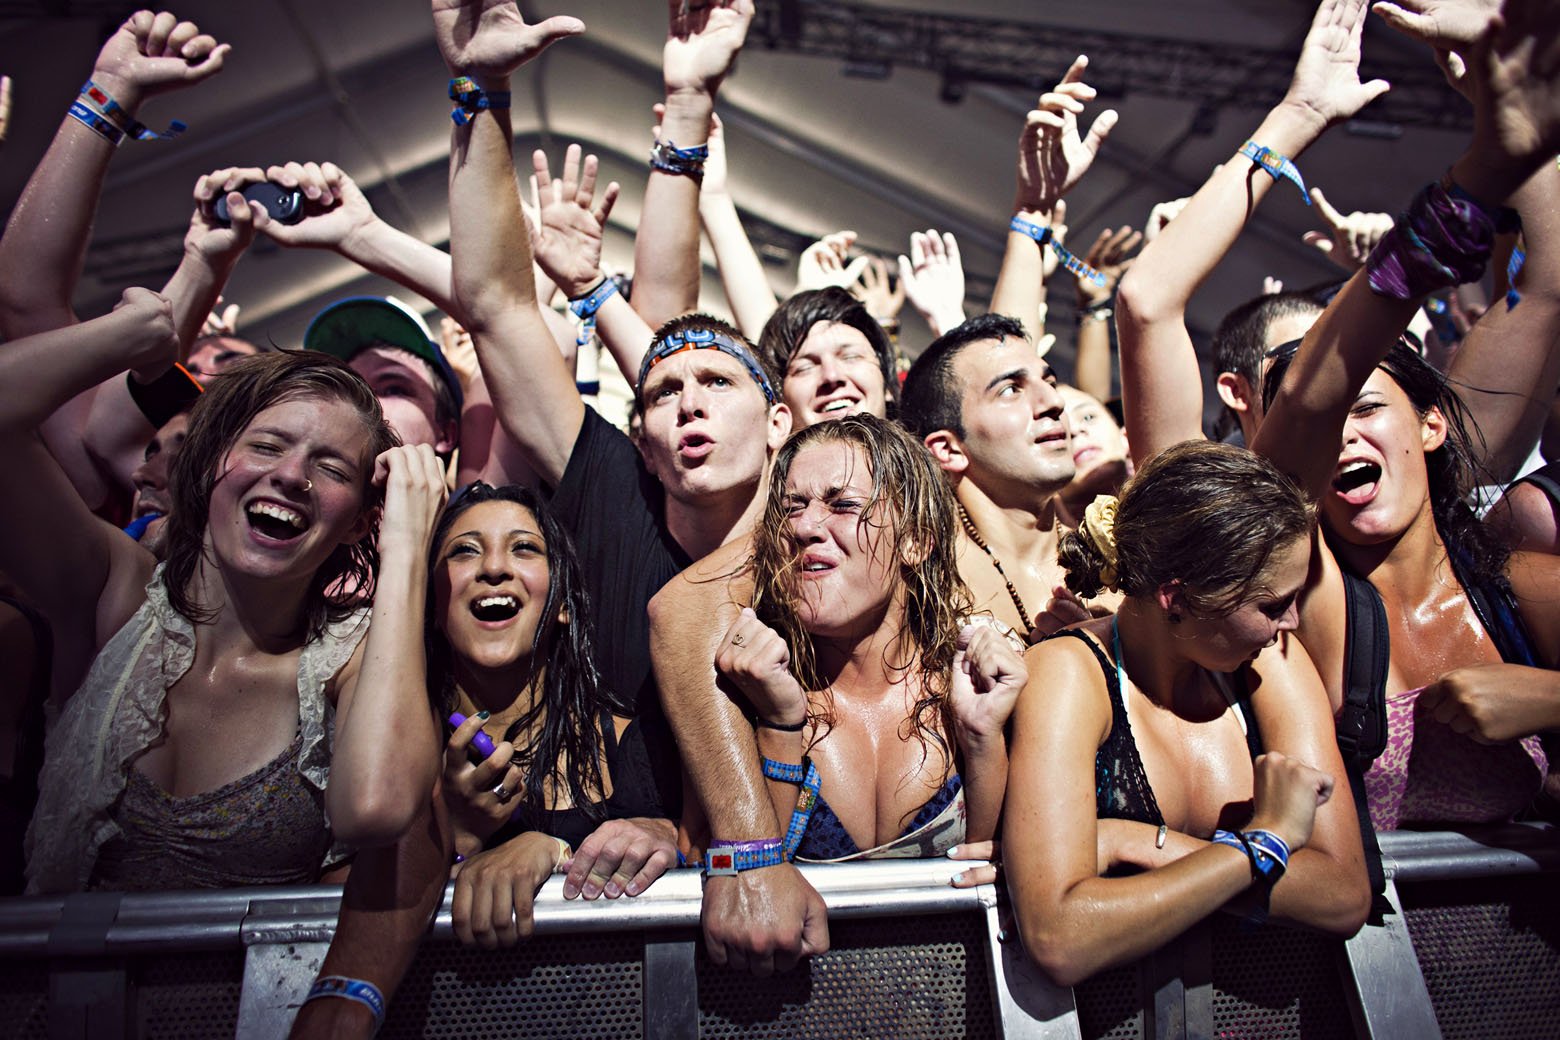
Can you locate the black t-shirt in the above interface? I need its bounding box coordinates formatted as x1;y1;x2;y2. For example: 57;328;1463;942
547;408;690;814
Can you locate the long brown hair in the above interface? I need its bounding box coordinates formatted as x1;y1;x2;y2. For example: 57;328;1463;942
163;351;398;638
751;415;972;773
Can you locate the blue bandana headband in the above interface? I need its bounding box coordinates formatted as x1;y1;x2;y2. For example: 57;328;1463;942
637;328;778;405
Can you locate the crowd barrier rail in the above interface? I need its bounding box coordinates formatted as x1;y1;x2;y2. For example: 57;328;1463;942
1;823;1556;1039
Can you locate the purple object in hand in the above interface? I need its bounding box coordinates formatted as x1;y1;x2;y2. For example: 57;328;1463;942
448;712;498;760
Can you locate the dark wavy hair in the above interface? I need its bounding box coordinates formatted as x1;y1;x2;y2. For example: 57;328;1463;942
426;483;628;823
1261;338;1509;585
163;351;397;639
757;287;899;417
751;415;972;780
1059;441;1315;615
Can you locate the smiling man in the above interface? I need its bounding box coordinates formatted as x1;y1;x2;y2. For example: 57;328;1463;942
755;287;897;430
901;314;1093;642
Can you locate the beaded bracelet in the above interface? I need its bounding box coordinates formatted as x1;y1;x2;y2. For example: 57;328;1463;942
304;976;386;1034
448;77;511;125
649;137;709;180
1239;140;1309;204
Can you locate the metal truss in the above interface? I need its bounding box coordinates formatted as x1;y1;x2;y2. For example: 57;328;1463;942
752;1;1469;130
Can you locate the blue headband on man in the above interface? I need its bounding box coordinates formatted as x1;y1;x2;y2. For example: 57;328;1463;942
637;327;778;405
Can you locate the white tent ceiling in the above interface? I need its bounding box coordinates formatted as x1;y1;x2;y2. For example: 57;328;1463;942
0;0;1472;401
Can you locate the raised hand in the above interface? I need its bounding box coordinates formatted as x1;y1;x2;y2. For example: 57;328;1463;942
1015;55;1119;214
431;0;583;81
0;75;11;143
897;230;966;337
796;231;869;292
1302;187;1394;271
530;144;620;298
257;161;376;252
1373;0;1501;49
560;817;678;900
1247;750;1334;853
663;0;755;95
1075;223;1142;305
715;607;808;728
450;830;565;947
947;622;1028;748
200;296;240;337
89;11;229;109
851;257;905;324
1143;194;1190;244
373;443;449;558
1283;0;1392;129
186;166;267;269
112;285;180;378
1465;0;1560;171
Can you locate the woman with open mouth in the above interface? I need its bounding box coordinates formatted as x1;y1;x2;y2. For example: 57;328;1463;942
426;482;678;947
714;415;1027;866
5;327;443;893
1251;7;1560;849
1002;441;1369;986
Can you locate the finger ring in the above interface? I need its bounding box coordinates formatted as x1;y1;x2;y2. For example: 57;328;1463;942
492;783;512;802
732;634;746;647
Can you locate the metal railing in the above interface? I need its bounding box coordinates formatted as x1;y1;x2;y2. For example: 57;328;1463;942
1;824;1555;1039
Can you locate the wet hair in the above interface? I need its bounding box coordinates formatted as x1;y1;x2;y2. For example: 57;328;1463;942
1059;441;1314;613
899;314;1029;439
163;350;398;639
751;414;972;777
1212;290;1325;394
427;483;628;823
756;287;899;417
1262;338;1509;584
635;312;780;408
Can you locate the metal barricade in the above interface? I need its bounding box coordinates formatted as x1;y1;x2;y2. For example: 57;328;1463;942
0;824;1555;1039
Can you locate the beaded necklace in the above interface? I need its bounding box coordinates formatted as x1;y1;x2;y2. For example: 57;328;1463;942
957;503;1033;635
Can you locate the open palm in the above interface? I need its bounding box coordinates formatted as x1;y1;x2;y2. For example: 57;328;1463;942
432;0;583;80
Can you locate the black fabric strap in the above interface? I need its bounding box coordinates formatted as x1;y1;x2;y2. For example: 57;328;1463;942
1339;568;1392;918
125;365;201;428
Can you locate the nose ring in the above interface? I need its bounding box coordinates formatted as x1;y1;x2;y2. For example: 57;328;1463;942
302;479;312;492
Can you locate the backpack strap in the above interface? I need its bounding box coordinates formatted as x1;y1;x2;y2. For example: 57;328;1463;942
1338;569;1393;918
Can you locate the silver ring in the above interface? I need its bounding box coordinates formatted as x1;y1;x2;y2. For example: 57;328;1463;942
302;479;312;492
492;782;512;802
731;633;746;647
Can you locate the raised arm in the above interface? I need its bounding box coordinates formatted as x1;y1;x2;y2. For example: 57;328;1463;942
527;145;656;385
325;445;447;846
436;0;585;487
261;161;459;318
0;10;228;336
1115;0;1388;464
631;0;754;328
1070;224;1141;401
698;112;779;339
991;56;1117;342
1255;0;1560;499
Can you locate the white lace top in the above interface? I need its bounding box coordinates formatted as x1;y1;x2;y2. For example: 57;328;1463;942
24;566;369;893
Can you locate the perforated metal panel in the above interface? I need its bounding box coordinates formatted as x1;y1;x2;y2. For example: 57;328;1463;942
381;932;642;1039
1073;962;1143;1040
1209;917;1351;1039
1402;876;1560;1040
0;961;48;1040
136;950;244;1038
696;915;995;1039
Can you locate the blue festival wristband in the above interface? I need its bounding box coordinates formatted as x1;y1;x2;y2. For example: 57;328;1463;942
1010;216;1107;288
304;975;386;1033
1239;140;1310;204
79;80;186;141
703;837;786;876
569;277;619;321
67;101;125;146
